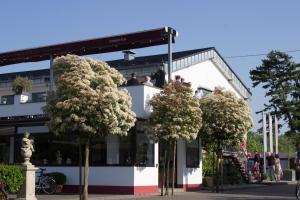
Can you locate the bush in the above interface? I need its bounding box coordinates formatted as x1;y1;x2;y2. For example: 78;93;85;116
203;152;215;177
0;164;24;193
47;172;66;185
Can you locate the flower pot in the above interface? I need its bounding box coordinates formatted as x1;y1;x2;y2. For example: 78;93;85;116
204;176;214;189
55;185;63;193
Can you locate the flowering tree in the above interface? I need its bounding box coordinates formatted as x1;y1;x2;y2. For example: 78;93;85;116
44;55;136;200
199;89;252;192
146;81;202;195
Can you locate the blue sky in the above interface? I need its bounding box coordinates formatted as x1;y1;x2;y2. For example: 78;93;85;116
1;1;300;131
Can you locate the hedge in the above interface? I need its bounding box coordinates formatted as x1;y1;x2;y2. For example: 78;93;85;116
0;164;24;193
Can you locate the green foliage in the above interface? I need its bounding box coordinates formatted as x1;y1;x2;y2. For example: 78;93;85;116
44;54;136;137
0;164;24;193
246;131;263;153
250;51;300;134
199;89;253;151
47;172;66;185
203;153;215;177
146;81;202;142
12;76;32;94
278;133;297;153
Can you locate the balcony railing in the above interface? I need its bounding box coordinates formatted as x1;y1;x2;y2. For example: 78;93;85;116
0;85;161;119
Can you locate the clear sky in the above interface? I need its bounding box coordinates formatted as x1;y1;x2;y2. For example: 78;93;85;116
0;0;300;131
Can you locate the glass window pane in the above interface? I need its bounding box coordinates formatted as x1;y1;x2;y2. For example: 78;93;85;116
31;92;46;102
1;95;14;105
186;139;199;168
135;131;154;167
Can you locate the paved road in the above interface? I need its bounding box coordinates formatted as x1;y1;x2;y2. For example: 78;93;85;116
31;184;297;200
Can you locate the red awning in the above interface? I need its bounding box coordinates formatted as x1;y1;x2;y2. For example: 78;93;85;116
0;27;177;67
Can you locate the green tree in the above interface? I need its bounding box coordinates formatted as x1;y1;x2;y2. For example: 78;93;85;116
44;55;136;200
146;81;202;196
250;51;300;136
199;88;252;192
246;131;263;153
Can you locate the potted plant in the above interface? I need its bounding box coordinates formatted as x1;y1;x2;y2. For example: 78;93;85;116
12;76;32;95
203;152;215;190
47;172;66;193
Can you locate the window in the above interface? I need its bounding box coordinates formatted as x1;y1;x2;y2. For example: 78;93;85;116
186;139;200;168
1;95;14;105
90;137;106;165
31;77;43;84
31;92;46;102
135;131;154;167
14;134;80;166
0;136;10;163
119;133;134;166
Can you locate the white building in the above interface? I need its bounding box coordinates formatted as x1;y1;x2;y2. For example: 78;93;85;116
0;47;251;194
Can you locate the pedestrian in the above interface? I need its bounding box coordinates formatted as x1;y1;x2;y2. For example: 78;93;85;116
175;75;181;83
127;73;140;86
151;64;166;88
142;76;153;86
274;154;282;181
266;152;276;181
259;154;264;182
253;150;260;180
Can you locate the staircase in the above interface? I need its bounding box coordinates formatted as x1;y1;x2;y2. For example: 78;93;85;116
222;147;250;182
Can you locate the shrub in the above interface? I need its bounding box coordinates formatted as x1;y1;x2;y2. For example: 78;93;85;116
47;172;66;185
12;76;32;94
0;164;24;193
203;152;215;177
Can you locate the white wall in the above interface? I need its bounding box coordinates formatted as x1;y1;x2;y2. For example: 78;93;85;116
126;85;161;119
0;95;45;117
133;143;159;186
172;60;242;98
41;166;135;186
177;139;202;186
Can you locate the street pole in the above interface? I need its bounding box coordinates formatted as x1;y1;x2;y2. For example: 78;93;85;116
269;113;273;153
262;112;267;174
49;54;54;91
275;115;279;154
167;29;173;82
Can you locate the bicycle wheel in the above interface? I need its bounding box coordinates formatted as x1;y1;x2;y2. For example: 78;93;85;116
296;181;300;200
41;177;56;194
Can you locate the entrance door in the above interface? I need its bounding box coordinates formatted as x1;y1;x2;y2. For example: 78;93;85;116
158;141;177;188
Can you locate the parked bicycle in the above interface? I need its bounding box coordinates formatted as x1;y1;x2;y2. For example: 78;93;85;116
35;168;56;194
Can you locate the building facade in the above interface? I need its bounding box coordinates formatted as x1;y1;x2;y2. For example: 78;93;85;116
0;47;251;194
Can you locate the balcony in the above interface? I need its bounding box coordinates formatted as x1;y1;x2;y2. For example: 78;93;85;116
0;85;161;119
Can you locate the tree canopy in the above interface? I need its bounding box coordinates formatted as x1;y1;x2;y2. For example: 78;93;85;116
146;81;202;142
44;54;136;200
199;89;253;150
250;51;300;135
45;54;136;137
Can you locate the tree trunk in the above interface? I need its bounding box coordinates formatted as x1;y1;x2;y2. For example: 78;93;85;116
171;141;176;196
161;148;167;196
220;155;224;192
83;139;90;200
216;152;220;193
165;143;171;196
79;138;83;200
